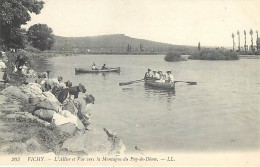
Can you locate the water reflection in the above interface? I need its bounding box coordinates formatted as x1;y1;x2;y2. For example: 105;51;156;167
144;84;175;108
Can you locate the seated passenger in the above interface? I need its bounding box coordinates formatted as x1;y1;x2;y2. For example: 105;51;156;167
92;62;97;70
152;71;160;80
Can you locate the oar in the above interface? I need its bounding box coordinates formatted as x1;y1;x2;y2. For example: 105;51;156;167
119;79;144;86
174;81;197;85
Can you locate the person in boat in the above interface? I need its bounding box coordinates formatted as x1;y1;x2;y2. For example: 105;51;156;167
152;71;160;80
144;68;152;79
156;70;165;83
101;64;108;70
166;70;174;83
158;71;164;79
92;62;98;70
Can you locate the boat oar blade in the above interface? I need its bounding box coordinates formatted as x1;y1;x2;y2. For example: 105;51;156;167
174;81;197;85
119;79;144;86
186;82;197;85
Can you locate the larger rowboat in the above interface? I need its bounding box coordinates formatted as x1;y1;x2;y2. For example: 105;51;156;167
145;78;175;89
75;67;120;73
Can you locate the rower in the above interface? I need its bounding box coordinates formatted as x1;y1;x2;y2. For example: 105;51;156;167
166;70;174;83
144;68;152;79
101;64;108;70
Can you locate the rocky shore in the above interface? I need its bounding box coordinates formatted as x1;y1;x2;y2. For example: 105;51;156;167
0;51;125;155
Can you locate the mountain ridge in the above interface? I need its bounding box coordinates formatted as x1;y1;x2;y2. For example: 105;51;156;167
52;34;198;54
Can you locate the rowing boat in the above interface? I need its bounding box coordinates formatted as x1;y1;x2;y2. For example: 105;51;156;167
145;78;175;89
75;67;120;73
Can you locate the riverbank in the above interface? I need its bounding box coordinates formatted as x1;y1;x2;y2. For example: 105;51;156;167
0;51;126;155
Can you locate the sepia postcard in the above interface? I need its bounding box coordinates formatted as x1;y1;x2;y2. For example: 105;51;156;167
0;0;260;166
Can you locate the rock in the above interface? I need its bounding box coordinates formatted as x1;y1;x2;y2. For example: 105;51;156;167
104;128;126;154
61;127;111;154
1;86;29;102
56;123;77;136
35;99;61;112
19;83;43;99
42;91;60;104
33;109;55;123
52;110;79;128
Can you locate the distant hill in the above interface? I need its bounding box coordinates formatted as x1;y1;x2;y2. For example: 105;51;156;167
52;34;198;54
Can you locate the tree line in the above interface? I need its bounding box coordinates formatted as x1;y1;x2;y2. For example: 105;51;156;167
0;0;55;52
231;29;259;52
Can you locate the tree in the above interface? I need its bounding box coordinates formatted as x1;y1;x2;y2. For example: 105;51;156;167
237;30;240;51
8;28;28;49
249;29;254;51
140;44;144;52
27;24;55;51
256;30;259;51
231;33;235;51
198;42;201;52
0;0;44;49
244;30;247;51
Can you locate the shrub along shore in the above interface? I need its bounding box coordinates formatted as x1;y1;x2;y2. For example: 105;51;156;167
189;50;239;60
0;51;126;155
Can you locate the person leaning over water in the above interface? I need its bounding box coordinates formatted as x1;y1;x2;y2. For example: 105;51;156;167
144;68;152;79
58;83;87;103
73;94;95;130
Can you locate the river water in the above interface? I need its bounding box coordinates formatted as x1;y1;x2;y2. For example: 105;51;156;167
41;54;260;153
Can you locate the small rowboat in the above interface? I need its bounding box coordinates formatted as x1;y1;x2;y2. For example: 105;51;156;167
75;67;120;73
145;78;175;89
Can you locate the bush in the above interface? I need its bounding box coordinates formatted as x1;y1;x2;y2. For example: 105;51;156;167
164;51;182;62
189;50;239;60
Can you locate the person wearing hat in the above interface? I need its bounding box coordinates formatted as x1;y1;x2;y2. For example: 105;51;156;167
144;68;152;79
166;70;174;83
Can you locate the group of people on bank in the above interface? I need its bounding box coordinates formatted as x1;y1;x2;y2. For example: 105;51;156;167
6;54;95;131
144;68;174;83
34;70;94;130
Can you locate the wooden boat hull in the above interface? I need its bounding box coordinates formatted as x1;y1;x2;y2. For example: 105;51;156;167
145;79;175;89
75;67;120;73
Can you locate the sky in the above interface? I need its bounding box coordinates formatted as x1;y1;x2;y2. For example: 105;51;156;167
23;0;260;47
